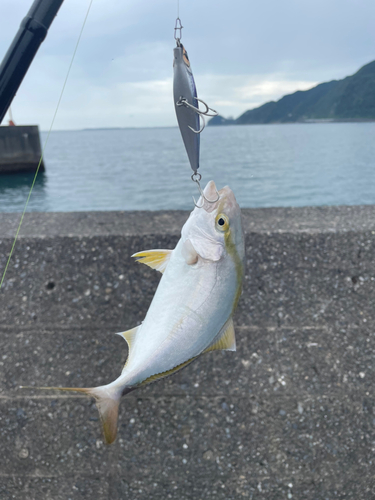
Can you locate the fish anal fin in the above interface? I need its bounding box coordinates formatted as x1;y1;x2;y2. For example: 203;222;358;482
116;326;141;372
205;317;236;353
132;249;173;273
116;326;140;351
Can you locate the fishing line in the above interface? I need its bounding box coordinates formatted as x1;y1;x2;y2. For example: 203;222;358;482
0;0;94;291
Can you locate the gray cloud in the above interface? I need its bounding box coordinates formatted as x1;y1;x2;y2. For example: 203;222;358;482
0;0;374;129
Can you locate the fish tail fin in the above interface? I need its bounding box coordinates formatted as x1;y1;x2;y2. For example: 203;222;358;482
90;386;121;445
20;385;122;445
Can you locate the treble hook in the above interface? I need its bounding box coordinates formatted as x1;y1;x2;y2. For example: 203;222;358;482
189;114;205;134
191;172;220;208
176;97;218;118
195;98;218;117
176;97;218;134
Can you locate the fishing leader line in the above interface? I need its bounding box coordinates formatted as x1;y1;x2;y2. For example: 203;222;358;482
0;0;94;292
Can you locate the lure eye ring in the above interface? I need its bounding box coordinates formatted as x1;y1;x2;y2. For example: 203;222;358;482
215;214;229;232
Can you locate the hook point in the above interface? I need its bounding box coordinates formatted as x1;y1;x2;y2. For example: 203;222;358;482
191;174;220;208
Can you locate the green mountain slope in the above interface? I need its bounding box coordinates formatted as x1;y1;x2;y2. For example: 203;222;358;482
209;60;375;125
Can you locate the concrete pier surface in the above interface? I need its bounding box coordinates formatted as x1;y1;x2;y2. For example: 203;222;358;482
0;125;44;174
0;206;375;499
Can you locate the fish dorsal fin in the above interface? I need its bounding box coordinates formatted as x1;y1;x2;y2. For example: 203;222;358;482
132;249;173;274
116;326;140;350
204;317;236;353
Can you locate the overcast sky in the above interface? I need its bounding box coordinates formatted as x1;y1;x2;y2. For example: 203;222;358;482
0;0;374;130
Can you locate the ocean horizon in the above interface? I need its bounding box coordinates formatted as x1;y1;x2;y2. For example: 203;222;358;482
1;122;375;213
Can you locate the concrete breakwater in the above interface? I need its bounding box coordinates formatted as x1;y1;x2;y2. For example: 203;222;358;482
0;125;44;174
0;206;374;499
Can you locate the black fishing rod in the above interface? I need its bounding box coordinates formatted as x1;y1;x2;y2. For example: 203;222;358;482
0;0;65;124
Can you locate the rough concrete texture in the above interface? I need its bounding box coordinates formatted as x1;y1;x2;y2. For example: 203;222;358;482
0;206;375;499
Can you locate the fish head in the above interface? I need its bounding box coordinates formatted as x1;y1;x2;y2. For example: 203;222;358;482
182;181;245;264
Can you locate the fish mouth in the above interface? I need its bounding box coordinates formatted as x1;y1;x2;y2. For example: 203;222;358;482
197;180;220;213
199;180;238;214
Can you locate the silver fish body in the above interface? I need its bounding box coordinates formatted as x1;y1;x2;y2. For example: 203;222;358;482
173;44;200;172
42;181;245;444
114;228;237;388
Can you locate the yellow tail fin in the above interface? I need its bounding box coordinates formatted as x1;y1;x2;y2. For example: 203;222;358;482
20;385;121;445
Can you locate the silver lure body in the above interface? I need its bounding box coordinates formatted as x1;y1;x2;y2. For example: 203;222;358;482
173;44;200;172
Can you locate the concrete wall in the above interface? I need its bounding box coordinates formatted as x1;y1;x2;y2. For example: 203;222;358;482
0;126;45;174
0;206;375;499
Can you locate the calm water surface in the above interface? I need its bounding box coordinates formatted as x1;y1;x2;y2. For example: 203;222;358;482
1;123;374;212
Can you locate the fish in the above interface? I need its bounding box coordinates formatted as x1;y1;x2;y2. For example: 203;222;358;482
30;181;245;444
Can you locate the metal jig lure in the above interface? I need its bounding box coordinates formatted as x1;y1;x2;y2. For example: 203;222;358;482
173;17;219;207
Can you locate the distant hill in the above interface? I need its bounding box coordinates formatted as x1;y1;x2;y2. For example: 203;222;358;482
208;60;375;125
208;115;235;126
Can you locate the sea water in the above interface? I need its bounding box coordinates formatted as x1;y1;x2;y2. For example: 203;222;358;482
0;122;374;212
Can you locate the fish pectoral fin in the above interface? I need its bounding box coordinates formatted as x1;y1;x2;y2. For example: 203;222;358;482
132;249;173;273
181;238;198;265
204;317;236;353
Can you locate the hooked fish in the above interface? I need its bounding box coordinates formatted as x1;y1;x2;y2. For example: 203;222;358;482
33;181;245;444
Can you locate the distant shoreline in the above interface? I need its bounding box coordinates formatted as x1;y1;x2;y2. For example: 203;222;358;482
40;120;375;133
209;118;375;126
301;118;375;123
208;60;375;127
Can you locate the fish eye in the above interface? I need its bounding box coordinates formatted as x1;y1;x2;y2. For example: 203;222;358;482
215;214;229;232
